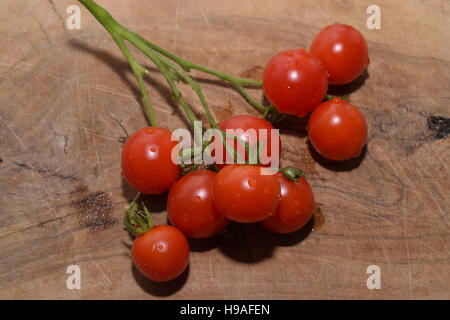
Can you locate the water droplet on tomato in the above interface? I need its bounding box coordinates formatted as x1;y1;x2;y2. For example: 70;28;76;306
146;128;154;134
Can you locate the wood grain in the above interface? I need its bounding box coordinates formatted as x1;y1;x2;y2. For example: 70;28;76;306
0;0;449;299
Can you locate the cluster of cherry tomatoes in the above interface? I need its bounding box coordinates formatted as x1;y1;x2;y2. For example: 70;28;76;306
121;23;369;282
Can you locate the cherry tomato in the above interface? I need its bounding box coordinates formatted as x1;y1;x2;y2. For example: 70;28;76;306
132;225;189;282
310;23;369;85
261;173;315;234
213;165;280;223
308;98;368;161
121;127;180;194
263;49;328;117
168;170;228;239
215;115;281;168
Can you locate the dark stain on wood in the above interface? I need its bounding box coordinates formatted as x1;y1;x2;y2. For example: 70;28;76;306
428;115;450;140
73;191;118;230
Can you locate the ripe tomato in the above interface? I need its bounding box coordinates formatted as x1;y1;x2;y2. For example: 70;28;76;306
310;23;369;85
132;225;189;282
261;173;315;234
215;115;281;168
213;165;280;223
168;170;228;239
308;98;368;161
263;49;328;117
121;127;180;194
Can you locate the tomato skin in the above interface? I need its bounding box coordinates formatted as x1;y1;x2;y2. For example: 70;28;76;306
215;115;281;168
263;49;328;117
121;127;180;194
132;225;189;282
308;98;368;161
213;165;280;223
168;170;228;239
310;23;369;85
261;173;315;234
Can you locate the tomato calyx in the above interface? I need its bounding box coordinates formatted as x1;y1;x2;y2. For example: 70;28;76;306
324;94;349;102
123;193;154;236
179;162;201;175
279;166;306;182
263;105;286;124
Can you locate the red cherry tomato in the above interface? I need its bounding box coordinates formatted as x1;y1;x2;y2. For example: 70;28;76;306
308;98;368;161
261;173;315;234
263;49;328;117
132;225;189;282
213;165;280;223
215;115;281;168
121;127;180;194
310;23;369;85
168;170;228;239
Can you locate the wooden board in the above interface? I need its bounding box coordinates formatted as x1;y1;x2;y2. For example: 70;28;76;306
0;0;449;299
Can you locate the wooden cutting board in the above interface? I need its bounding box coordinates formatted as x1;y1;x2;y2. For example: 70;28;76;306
0;0;449;299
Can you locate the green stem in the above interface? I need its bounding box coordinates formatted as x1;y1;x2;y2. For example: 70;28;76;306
137;34;267;113
135;34;262;86
79;0;158;126
132;38;199;126
79;0;258;163
78;0;268;117
121;28;241;162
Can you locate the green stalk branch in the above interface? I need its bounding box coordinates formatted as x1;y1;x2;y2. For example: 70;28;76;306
79;0;263;165
79;0;158;126
78;0;269;121
132;39;199;126
136;34;266;113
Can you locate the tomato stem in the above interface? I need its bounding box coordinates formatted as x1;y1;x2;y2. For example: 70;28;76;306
79;0;158;127
78;0;269;125
279;166;305;182
79;0;277;169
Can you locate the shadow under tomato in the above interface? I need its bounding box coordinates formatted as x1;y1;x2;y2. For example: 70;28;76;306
308;140;367;172
188;219;313;264
121;178;168;213
266;217;313;247
277;113;309;138
187;235;222;253
327;69;370;97
131;263;189;297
